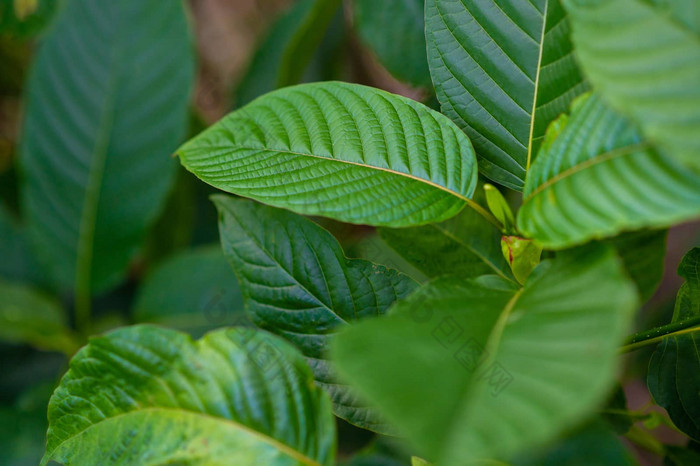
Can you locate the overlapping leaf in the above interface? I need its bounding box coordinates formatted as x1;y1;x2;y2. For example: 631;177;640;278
518;94;700;248
43;325;336;465
648;248;700;440
332;244;637;463
215;196;418;432
20;0;194;295
608;230;667;303
133;245;246;336
353;0;431;87
563;0;700;170
178;81;478;227
426;0;588;190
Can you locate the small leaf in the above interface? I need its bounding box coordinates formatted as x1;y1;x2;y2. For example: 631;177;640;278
426;0;589;190
179;81;478;227
563;0;700;170
353;0;431;87
0;280;78;354
332;244;637;463
501;236;542;285
484;184;515;233
215;196;418;432
0;0;55;38
20;0;195;294
43;325;336;465
518;94;700;248
648;247;700;440
133;245;246;336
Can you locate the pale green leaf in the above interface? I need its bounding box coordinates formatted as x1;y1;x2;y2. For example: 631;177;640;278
563;0;700;170
0;280;78;354
133;245;246;336
426;0;589;190
648;247;700;440
20;0;194;295
179;82;479;227
215;196;418;433
332;244;637;463
518;94;700;249
353;0;431;87
43;325;336;465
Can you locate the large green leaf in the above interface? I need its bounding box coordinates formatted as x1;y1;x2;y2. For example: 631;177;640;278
235;0;343;106
20;0;194;297
332;244;637;463
133;245;246;336
179;81;478;227
215;196;418;432
43;325;336;465
0;280;78;354
518;94;700;249
378;191;513;281
608;229;667;303
648;247;700;440
353;0;431;87
426;0;588;190
563;0;700;170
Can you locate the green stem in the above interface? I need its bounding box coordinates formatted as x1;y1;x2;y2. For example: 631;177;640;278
465;198;504;231
624;425;665;456
620;316;700;353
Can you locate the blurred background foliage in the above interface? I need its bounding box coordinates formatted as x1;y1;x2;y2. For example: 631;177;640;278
0;0;697;465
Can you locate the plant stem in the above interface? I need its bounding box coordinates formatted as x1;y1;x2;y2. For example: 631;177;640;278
464;198;503;230
624;425;665;456
620;316;700;353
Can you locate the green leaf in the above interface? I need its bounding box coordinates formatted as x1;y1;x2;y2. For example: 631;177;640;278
236;0;343;106
179;81;479;227
332;244;637;463
378;194;513;281
518;94;700;249
501;236;543;284
43;325;336;465
0;280;78;354
353;0;431;87
20;0;194;296
608;229;667;303
0;0;56;39
215;196;418;432
648;247;700;441
133;245;246;337
426;0;589;190
563;0;700;170
484;184;515;234
0;203;41;284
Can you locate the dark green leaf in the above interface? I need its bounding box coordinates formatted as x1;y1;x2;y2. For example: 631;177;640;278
20;0;194;295
563;0;700;170
0;0;57;39
0;203;41;284
608;230;667;303
236;0;343;106
216;196;418;432
133;245;246;337
426;0;588;190
0;280;77;354
648;247;700;440
353;0;431;87
332;244;637;463
179;82;479;227
43;325;336;465
518;94;700;249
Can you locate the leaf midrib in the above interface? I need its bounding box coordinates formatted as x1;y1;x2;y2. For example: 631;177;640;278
526;0;549;171
45;406;321;465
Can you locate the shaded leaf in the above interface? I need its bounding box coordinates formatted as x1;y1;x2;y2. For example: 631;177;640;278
518;94;700;249
179;82;478;228
216;196;418;432
43;325;336;465
0;203;41;284
426;0;588;190
20;0;194;295
332;244;637;463
353;0;431;87
563;0;700;170
133;245;246;337
648;247;700;440
608;229;667;303
0;0;56;39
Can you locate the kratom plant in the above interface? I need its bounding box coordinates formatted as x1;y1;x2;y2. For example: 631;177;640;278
1;0;699;464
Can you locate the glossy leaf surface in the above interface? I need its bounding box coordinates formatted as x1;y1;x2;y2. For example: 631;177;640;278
43;325;336;465
20;0;194;294
518;94;700;248
179;82;478;227
333;245;637;463
216;196;417;432
426;0;588;189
